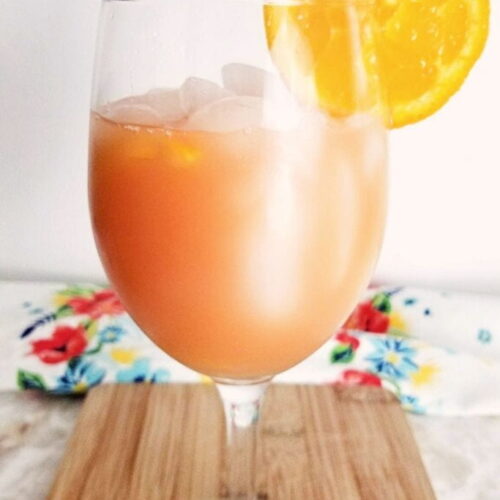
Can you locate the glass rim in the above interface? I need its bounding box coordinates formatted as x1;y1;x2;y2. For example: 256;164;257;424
102;0;377;5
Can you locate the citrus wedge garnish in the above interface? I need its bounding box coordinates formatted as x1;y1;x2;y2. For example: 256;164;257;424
264;0;490;128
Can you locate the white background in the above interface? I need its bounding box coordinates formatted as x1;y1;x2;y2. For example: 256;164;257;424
0;0;499;292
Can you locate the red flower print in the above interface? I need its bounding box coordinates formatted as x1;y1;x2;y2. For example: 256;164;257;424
31;325;87;364
339;369;382;387
344;301;389;333
335;329;360;350
68;289;125;319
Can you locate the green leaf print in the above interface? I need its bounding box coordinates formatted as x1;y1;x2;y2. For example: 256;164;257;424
330;345;355;364
17;370;47;391
372;293;391;313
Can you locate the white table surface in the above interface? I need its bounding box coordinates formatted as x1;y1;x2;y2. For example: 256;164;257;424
0;390;499;499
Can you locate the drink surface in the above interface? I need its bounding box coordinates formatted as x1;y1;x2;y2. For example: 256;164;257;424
90;77;387;379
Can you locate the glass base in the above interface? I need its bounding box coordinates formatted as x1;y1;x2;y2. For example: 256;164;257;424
215;376;272;499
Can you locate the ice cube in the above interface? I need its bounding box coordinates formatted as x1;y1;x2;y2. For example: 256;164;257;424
222;63;302;130
185;96;264;132
145;88;186;123
99;88;187;126
99;96;164;126
180;77;231;114
222;63;293;99
222;63;275;97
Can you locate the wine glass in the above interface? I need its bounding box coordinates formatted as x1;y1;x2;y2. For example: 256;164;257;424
89;0;387;497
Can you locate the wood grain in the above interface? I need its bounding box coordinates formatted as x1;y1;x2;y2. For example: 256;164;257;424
49;384;435;500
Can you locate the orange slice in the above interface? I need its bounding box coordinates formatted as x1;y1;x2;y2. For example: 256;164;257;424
264;0;490;128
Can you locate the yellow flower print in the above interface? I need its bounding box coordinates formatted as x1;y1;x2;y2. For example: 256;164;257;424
389;311;407;335
200;374;213;385
52;293;71;308
411;364;439;386
73;382;88;394
110;348;137;365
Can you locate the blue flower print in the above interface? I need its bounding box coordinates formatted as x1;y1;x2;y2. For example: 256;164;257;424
98;325;125;344
116;358;170;384
366;337;418;379
400;394;425;414
151;369;170;383
117;358;150;383
54;358;106;394
477;328;492;344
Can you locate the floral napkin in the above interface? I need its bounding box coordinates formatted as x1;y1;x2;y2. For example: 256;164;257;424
1;281;499;415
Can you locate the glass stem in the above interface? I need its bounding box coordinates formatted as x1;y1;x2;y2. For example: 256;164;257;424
215;378;271;499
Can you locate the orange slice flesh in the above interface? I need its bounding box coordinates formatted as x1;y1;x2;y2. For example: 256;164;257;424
264;0;490;128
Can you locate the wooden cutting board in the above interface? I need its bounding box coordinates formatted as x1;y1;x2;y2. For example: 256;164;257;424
49;384;435;500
